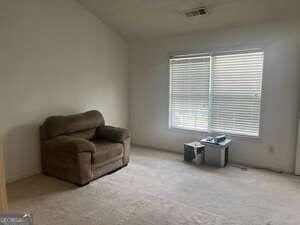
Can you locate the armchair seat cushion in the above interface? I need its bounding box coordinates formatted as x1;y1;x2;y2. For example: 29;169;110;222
92;140;123;168
96;126;130;143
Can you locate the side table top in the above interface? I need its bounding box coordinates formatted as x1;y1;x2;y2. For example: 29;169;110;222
184;141;205;148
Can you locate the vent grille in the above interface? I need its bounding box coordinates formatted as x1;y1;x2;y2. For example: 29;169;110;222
184;7;208;17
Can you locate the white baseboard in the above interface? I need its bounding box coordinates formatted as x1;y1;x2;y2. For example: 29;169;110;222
6;167;41;183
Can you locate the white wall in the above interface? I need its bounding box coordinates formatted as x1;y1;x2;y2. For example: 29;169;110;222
129;20;300;174
0;0;128;182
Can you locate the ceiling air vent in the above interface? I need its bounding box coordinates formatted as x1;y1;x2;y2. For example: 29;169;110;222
184;7;208;18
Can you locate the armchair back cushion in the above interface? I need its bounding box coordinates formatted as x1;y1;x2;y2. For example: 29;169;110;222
41;110;105;140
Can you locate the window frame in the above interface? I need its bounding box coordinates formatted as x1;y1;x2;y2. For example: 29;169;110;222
168;48;265;139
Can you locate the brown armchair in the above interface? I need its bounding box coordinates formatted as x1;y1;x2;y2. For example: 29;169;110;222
40;110;130;186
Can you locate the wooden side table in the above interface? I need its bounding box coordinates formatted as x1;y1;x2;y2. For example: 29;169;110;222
0;132;8;213
184;141;205;164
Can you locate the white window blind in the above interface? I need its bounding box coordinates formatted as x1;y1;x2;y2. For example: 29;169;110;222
169;50;264;137
211;52;264;136
169;56;210;131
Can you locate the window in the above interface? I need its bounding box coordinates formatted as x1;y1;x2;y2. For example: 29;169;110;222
169;50;264;137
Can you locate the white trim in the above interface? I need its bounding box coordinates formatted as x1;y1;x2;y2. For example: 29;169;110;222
0;132;8;212
167;43;267;60
208;55;213;133
211;48;264;56
168;48;265;139
295;119;300;175
168;127;263;143
168;58;173;129
170;53;210;59
6;167;41;183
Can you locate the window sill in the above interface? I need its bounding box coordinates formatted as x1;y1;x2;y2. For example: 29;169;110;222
168;127;263;143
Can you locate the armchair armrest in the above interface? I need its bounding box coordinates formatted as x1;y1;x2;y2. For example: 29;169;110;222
96;126;130;143
43;136;96;154
41;135;95;186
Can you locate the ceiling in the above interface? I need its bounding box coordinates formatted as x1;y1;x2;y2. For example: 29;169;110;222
77;0;300;41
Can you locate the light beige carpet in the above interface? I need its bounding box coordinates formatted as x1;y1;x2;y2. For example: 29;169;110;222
7;146;300;225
